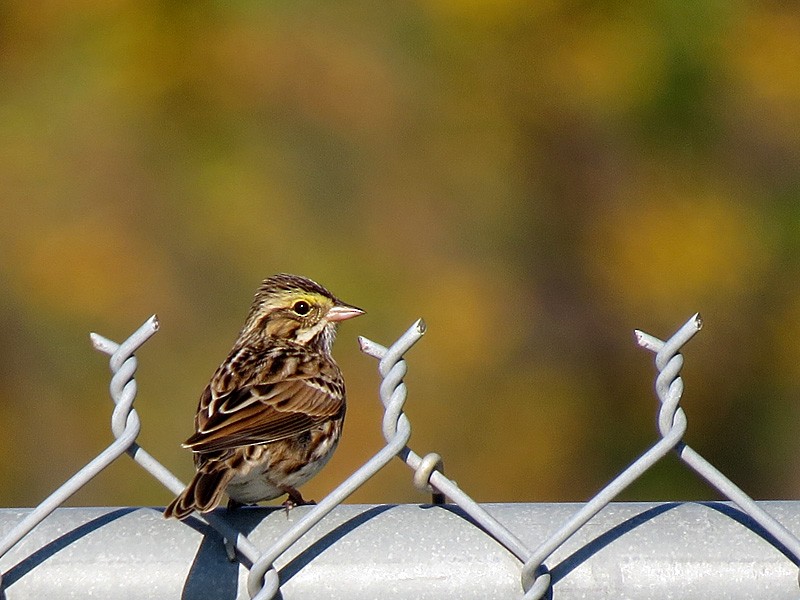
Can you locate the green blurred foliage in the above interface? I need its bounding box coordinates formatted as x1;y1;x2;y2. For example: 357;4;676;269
1;0;800;509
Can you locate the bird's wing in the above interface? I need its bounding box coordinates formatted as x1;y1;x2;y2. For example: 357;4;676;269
184;344;345;453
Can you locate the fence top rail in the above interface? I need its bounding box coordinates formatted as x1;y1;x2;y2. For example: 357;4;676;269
0;502;798;600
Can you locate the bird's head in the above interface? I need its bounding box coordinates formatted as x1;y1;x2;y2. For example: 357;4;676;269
243;273;364;353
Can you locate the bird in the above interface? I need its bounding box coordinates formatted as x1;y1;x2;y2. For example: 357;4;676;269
164;273;364;520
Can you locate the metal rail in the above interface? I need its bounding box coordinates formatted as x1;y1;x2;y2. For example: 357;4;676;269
0;502;798;599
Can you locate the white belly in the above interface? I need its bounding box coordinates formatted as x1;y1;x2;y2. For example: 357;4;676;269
225;434;340;504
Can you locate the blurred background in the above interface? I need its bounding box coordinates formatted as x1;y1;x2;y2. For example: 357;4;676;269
1;1;800;509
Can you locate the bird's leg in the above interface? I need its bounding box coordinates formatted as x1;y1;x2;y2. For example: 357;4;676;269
281;487;316;516
227;497;246;511
223;538;237;562
224;498;249;561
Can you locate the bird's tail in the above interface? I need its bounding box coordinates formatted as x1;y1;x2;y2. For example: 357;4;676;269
164;466;235;520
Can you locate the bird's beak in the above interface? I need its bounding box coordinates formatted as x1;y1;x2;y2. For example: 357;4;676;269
327;303;365;322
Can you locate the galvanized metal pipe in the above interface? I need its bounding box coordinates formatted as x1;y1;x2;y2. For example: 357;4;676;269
0;502;798;599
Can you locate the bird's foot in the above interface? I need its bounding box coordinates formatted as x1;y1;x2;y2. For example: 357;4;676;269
282;487;316;516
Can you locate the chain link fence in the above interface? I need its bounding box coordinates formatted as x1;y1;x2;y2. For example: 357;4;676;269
0;314;799;598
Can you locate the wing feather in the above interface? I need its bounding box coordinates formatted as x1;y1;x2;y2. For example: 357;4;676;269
183;342;345;453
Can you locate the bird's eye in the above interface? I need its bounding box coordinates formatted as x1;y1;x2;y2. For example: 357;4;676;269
292;300;311;316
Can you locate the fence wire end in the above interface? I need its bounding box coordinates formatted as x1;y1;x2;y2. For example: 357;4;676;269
414;318;427;335
633;329;659;352
358;336;383;358
89;333;116;354
635;312;703;354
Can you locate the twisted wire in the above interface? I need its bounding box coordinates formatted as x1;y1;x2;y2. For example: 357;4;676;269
247;319;427;599
91;318;262;566
361;321;533;584
520;314;702;597
637;314;800;568
0;316;160;589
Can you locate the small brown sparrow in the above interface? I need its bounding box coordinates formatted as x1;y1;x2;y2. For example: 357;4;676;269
164;274;363;520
